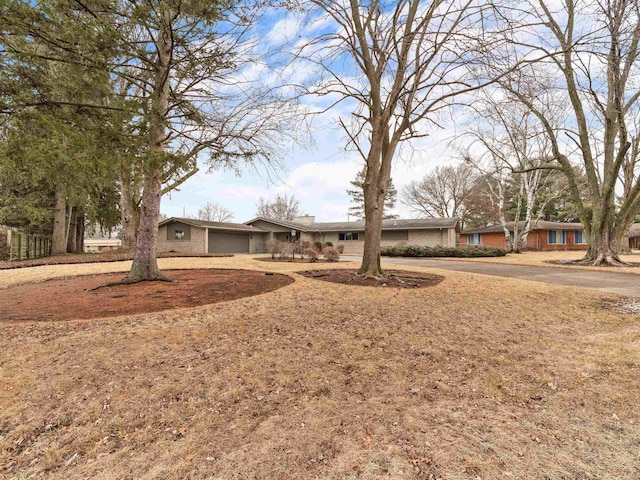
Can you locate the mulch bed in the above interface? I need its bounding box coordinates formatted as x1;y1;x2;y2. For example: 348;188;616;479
0;251;232;270
299;269;445;288
0;269;293;322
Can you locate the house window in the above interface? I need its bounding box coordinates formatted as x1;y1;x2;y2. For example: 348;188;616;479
339;232;359;241
548;230;566;245
467;233;481;245
175;229;185;240
574;230;587;244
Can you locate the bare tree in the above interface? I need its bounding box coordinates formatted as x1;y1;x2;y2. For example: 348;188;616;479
300;0;500;277
491;0;640;265
255;194;302;221
198;202;234;223
402;164;477;228
347;167;398;220
109;1;297;282
464;95;559;252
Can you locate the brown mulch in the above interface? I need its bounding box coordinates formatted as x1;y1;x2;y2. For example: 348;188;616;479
0;251;232;270
299;268;445;288
0;269;293;322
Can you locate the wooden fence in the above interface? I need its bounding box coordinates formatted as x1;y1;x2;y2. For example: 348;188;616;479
3;230;52;261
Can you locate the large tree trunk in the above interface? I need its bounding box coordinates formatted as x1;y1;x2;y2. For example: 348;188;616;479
585;231;623;265
360;141;391;277
120;181;139;249
67;208;78;253
128;170;167;281
51;190;68;255
126;13;172;282
581;207;626;266
75;208;85;253
360;178;385;277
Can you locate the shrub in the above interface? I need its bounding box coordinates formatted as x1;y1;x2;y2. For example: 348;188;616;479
336;244;345;254
292;242;305;259
266;239;282;259
322;246;340;262
324;241;333;247
279;242;294;260
314;241;323;252
380;245;507;258
303;247;319;262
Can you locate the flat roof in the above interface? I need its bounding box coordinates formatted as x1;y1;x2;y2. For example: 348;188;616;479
159;217;269;233
245;216;459;232
463;220;585;234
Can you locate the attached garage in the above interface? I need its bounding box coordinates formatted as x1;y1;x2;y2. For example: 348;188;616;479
208;230;250;254
157;218;268;254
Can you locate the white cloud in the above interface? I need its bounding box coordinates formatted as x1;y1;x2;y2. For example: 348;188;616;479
264;15;302;47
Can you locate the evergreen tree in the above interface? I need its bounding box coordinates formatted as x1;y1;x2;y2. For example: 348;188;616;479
346;168;398;220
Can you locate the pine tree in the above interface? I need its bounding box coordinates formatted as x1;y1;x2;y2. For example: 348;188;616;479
346;168;398;220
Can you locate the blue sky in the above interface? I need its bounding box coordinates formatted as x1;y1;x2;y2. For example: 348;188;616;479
160;6;472;223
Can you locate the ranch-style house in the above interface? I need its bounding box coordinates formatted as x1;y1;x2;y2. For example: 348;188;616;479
157;216;460;255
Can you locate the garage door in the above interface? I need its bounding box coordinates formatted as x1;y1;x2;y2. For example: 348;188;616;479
208;231;250;254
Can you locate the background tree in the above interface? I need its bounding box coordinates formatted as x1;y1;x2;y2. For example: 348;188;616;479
402;163;477;229
255;194;303;221
1;0;120;253
198;202;234;222
300;0;499;277
347;167;397;220
463;178;502;228
491;0;640;264
464;94;562;252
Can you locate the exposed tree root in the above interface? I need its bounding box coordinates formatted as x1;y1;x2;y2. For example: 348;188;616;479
88;272;174;291
359;268;386;280
562;254;632;267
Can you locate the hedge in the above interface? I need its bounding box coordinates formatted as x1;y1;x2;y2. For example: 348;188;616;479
380;245;507;258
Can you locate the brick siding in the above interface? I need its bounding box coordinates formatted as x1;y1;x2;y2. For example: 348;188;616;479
459;229;588;251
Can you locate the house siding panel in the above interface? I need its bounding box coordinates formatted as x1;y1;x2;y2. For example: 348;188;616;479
408;229;450;246
249;233;269;253
157;224;206;254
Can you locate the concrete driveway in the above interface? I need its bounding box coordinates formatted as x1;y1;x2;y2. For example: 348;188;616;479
342;255;640;297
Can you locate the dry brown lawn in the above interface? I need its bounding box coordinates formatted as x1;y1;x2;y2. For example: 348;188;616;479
436;250;640;274
1;255;639;479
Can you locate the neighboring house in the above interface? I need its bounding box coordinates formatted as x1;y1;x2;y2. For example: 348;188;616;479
459;221;588;251
158;215;459;255
84;237;122;253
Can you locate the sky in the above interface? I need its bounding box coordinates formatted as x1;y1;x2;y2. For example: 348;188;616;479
161;117;462;223
159;3;503;223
